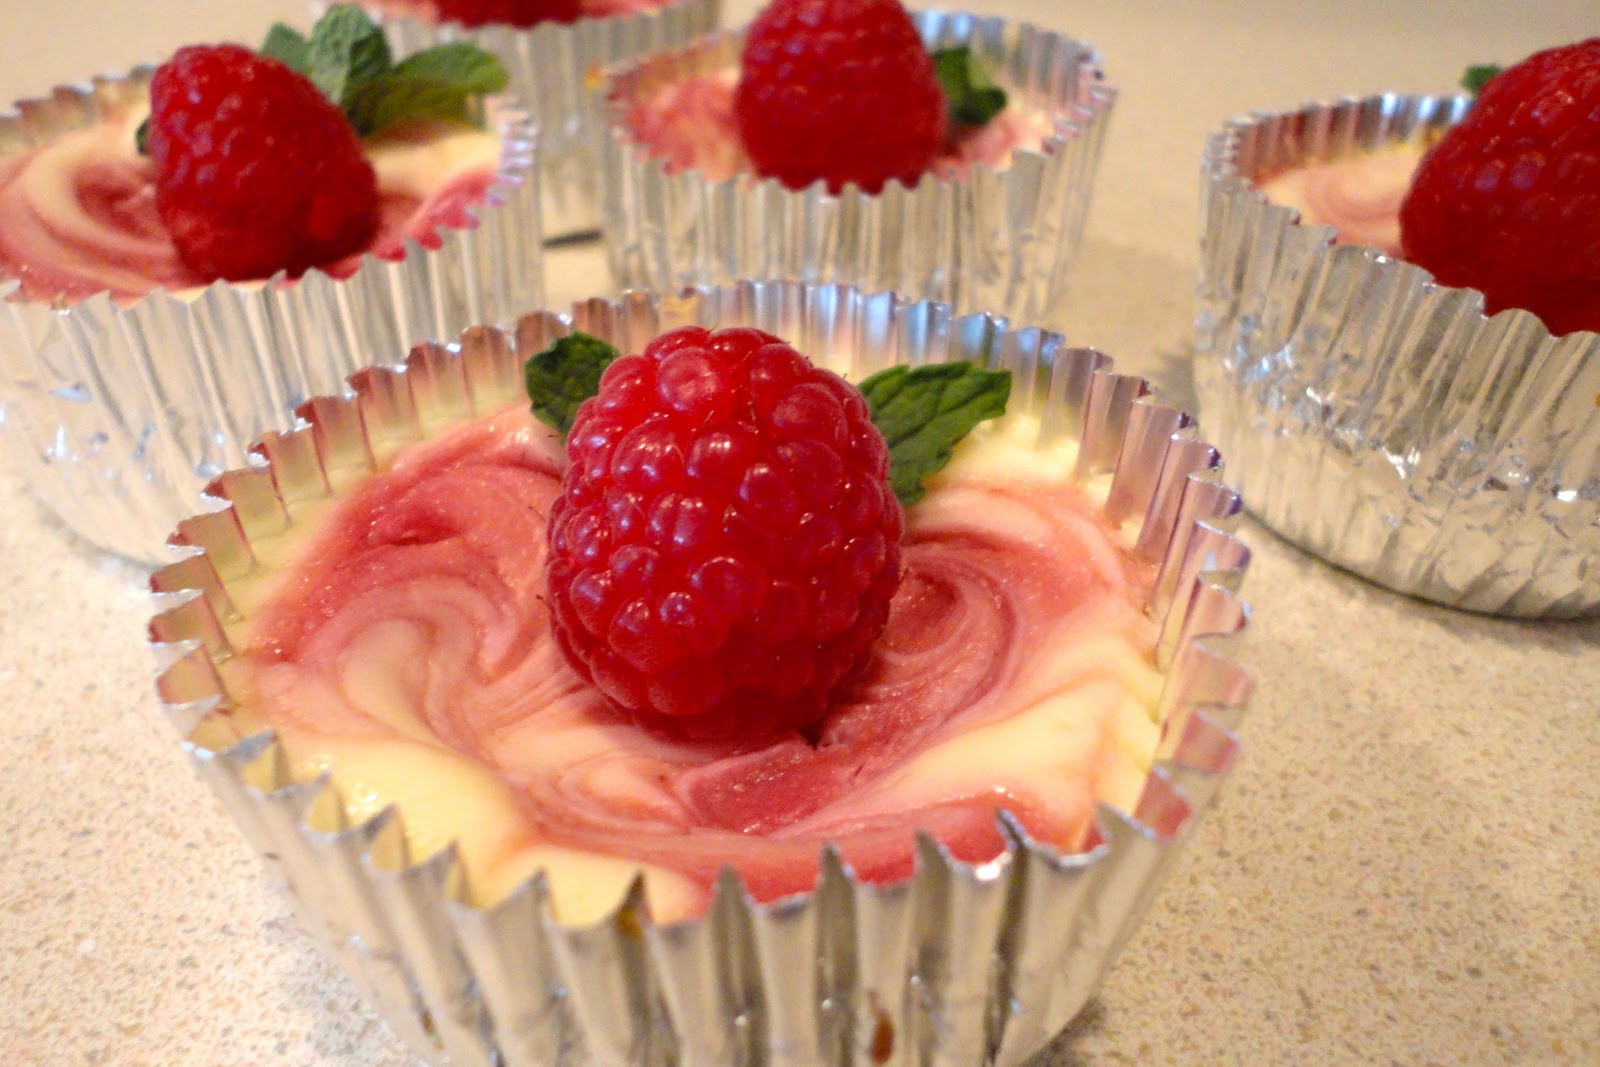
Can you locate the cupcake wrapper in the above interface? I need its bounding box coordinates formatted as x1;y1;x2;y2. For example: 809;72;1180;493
339;0;725;238
601;12;1115;332
0;72;543;565
151;279;1253;1066
1197;94;1600;617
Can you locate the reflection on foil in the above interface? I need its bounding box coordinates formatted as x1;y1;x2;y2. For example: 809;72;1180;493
1197;94;1600;618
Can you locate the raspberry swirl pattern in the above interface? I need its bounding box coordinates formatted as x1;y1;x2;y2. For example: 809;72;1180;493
1257;143;1424;258
625;69;1055;185
0;104;502;304
215;405;1160;923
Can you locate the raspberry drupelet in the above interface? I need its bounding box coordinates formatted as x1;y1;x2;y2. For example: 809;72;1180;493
544;325;904;739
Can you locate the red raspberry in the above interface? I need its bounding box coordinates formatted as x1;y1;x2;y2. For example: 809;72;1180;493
147;44;380;282
733;0;948;195
545;325;904;739
431;0;581;28
1399;38;1600;336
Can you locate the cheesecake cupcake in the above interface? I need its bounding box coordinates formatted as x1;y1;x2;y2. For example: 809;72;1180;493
1197;41;1600;617
151;278;1252;1065
601;1;1114;332
333;0;722;237
0;5;542;565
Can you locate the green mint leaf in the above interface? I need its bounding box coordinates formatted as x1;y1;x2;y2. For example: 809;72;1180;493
135;117;150;156
392;42;509;96
525;331;622;437
346;45;509;135
304;4;392;111
932;47;1008;129
260;23;312;74
859;362;1011;505
1461;64;1503;98
347;74;471;135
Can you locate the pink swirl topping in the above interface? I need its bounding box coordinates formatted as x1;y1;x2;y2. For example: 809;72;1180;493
0;106;500;305
626;71;1056;184
1257;144;1425;257
222;406;1161;922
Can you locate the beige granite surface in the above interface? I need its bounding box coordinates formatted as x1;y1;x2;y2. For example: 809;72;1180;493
1;1;1598;1064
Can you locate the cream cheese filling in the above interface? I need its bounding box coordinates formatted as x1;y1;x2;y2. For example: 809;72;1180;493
197;408;1165;925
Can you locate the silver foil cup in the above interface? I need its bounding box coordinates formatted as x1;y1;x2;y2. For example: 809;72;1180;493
1197;94;1600;618
0;71;542;566
602;13;1115;332
336;0;724;238
151;279;1252;1066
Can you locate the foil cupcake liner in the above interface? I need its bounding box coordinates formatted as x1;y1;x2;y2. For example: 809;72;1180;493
1197;94;1600;617
150;279;1253;1066
333;0;725;238
0;70;543;566
601;12;1115;332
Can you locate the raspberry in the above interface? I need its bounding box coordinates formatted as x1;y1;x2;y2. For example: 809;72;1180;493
147;44;379;282
545;325;904;739
432;0;581;28
1398;38;1600;336
733;0;948;195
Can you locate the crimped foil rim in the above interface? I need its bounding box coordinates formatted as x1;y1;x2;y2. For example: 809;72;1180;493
1197;93;1600;618
151;279;1252;1066
346;0;726;238
0;70;542;564
601;11;1116;328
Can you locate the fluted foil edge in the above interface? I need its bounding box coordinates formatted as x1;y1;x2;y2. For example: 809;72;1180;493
351;0;725;238
1196;94;1600;617
602;12;1116;332
150;279;1253;1067
0;71;543;565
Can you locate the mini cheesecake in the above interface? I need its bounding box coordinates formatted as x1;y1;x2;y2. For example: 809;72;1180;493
0;100;504;303
601;13;1115;332
0;66;539;564
153;281;1251;1066
1197;94;1600;617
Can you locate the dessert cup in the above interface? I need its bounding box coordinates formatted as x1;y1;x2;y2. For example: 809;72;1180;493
1197;94;1600;618
151;278;1253;1066
0;71;541;566
601;12;1114;332
335;0;723;238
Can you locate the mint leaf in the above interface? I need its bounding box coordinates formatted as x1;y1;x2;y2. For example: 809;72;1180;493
346;45;509;135
304;4;392;111
392;42;508;96
932;47;1007;129
859;362;1011;505
347;74;470;135
260;23;311;74
1462;64;1503;98
525;332;622;437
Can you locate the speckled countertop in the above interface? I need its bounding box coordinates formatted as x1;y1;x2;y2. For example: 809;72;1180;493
1;1;1597;1064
